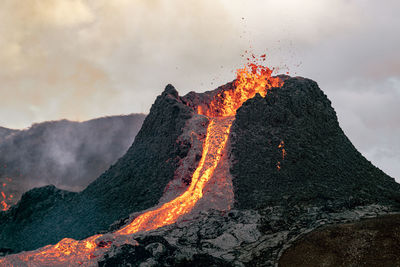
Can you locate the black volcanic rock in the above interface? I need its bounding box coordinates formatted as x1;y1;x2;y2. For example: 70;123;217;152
80;84;193;228
230;77;400;209
0;185;76;225
0;85;193;253
0;185;76;254
89;205;397;267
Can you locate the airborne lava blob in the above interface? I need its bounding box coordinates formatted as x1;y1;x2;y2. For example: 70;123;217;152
0;57;283;266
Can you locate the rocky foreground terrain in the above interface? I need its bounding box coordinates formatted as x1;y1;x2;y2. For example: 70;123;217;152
1;76;399;266
279;213;400;266
98;205;399;266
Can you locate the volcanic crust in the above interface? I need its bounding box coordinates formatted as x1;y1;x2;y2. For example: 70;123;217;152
1;76;400;266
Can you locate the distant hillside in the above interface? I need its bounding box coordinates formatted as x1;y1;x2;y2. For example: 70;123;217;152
0;127;18;142
0;114;146;208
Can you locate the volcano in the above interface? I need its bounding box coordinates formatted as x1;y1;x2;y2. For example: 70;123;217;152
1;61;399;266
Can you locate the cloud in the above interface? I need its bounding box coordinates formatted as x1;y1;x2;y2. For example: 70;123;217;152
0;0;119;128
0;0;238;128
33;0;95;26
0;0;398;180
326;77;400;180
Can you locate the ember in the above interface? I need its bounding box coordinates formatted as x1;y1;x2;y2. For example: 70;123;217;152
198;60;283;117
277;141;287;170
1;178;14;211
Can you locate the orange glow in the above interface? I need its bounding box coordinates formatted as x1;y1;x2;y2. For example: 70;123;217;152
1;200;8;210
277;141;286;170
278;140;287;160
0;56;284;265
198;61;283;117
1;235;102;265
1;178;14;211
117;116;234;235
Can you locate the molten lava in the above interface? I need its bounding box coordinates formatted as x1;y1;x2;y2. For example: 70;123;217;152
198;62;283;117
117;116;234;235
1;56;284;266
277;141;287;171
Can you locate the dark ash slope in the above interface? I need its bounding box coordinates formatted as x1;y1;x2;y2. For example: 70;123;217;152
230;77;400;209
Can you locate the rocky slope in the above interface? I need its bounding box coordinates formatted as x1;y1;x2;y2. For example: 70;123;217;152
1;77;399;266
95;205;397;266
0;114;146;207
230;77;400;209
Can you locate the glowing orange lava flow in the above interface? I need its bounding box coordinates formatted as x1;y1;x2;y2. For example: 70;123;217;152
0;58;283;266
198;62;283;117
117;116;234;235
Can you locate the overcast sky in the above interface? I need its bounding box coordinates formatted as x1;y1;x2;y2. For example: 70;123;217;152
0;0;399;180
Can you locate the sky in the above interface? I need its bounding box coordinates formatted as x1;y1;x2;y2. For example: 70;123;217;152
0;0;399;180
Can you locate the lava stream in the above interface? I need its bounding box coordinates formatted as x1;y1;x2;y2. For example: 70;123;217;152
117;116;234;235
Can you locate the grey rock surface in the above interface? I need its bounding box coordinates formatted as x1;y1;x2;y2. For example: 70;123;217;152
97;205;398;266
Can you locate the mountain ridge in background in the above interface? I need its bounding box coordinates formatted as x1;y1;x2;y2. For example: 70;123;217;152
0;114;146;209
